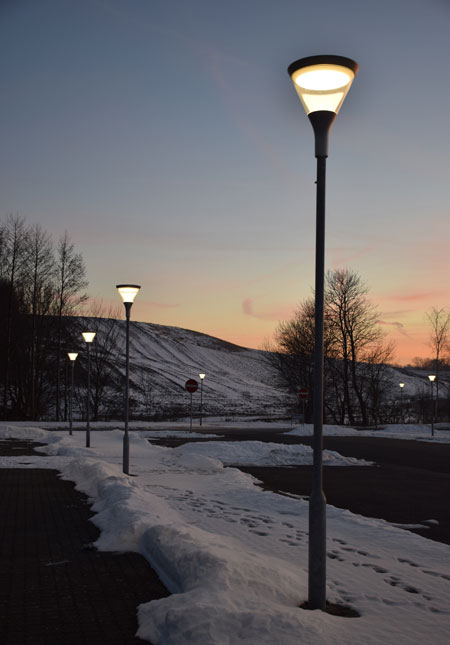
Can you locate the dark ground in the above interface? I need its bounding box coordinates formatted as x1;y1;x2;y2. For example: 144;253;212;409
151;428;450;546
0;440;169;645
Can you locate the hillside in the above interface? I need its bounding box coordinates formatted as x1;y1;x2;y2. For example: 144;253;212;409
73;317;449;420
83;318;290;418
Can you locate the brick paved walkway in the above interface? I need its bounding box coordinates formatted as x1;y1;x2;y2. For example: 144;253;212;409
0;440;169;644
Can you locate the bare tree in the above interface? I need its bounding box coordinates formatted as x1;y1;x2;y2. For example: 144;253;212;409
53;232;88;420
76;302;122;421
1;214;29;418
426;307;450;415
24;224;55;418
271;269;394;425
326;269;394;425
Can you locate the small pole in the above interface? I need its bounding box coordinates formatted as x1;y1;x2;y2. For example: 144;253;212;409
200;378;203;426
86;343;91;448
123;302;131;473
190;392;193;431
69;360;74;436
430;381;434;438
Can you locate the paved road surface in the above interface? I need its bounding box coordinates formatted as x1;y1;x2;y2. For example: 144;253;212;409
0;440;168;645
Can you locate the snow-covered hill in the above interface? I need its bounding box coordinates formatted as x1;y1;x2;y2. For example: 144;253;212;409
86;318;291;417
74;317;449;419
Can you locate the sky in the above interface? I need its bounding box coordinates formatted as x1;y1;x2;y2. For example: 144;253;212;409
1;0;449;365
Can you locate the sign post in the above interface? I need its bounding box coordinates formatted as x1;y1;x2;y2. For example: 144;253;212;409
299;387;309;425
185;379;198;430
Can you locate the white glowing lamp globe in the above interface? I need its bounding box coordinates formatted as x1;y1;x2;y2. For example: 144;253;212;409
199;373;206;380
288;55;358;115
428;375;436;382
399;382;405;389
116;284;141;304
68;352;78;361
82;332;96;343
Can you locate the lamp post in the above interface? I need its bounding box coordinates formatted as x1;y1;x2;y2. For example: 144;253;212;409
67;353;78;435
399;383;405;423
199;373;206;426
82;332;96;447
428;375;436;437
288;55;358;611
116;284;141;474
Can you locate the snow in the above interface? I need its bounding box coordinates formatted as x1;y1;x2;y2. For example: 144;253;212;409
1;422;449;644
289;423;450;443
171;440;372;466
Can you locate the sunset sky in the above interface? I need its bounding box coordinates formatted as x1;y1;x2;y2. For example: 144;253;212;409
1;0;449;365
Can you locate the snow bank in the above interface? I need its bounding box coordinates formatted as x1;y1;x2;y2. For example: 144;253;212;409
173;440;371;466
289;423;450;443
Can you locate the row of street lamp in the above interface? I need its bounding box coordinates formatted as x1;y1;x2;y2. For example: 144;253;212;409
67;284;208;475
67;285;140;473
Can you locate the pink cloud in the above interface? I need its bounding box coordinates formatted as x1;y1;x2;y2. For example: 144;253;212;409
376;319;409;337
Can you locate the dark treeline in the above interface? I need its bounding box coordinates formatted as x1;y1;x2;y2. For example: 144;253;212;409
0;213;88;420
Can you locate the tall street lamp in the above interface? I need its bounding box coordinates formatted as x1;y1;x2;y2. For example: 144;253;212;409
116;284;141;474
428;375;436;437
288;55;358;611
399;382;405;422
82;332;96;447
67;353;78;435
199;373;206;426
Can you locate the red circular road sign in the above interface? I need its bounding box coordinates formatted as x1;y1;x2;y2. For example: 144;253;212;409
185;379;198;393
299;387;309;400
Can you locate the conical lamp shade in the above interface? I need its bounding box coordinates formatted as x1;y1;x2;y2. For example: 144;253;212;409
288;55;358;115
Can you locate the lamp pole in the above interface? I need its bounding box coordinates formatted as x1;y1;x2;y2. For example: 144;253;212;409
116;284;141;474
288;55;358;611
82;332;96;447
199;373;206;426
399;382;405;423
428;375;436;437
68;353;78;435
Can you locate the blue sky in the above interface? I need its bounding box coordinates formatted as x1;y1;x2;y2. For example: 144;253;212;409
1;0;449;363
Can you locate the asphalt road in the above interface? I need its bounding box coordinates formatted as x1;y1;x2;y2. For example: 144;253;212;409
151;429;450;546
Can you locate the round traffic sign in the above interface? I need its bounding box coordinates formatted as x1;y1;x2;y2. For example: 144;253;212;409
185;379;198;393
299;387;309;400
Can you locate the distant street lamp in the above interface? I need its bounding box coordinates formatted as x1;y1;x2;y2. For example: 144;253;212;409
288;54;358;611
428;375;436;437
199;373;206;426
82;332;96;447
116;284;141;474
67;353;78;435
399;383;405;422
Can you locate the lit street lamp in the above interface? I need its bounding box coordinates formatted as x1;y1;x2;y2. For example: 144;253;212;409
399;382;405;422
82;332;96;447
288;54;358;611
68;353;78;435
116;284;141;474
428;375;436;437
199;373;206;426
